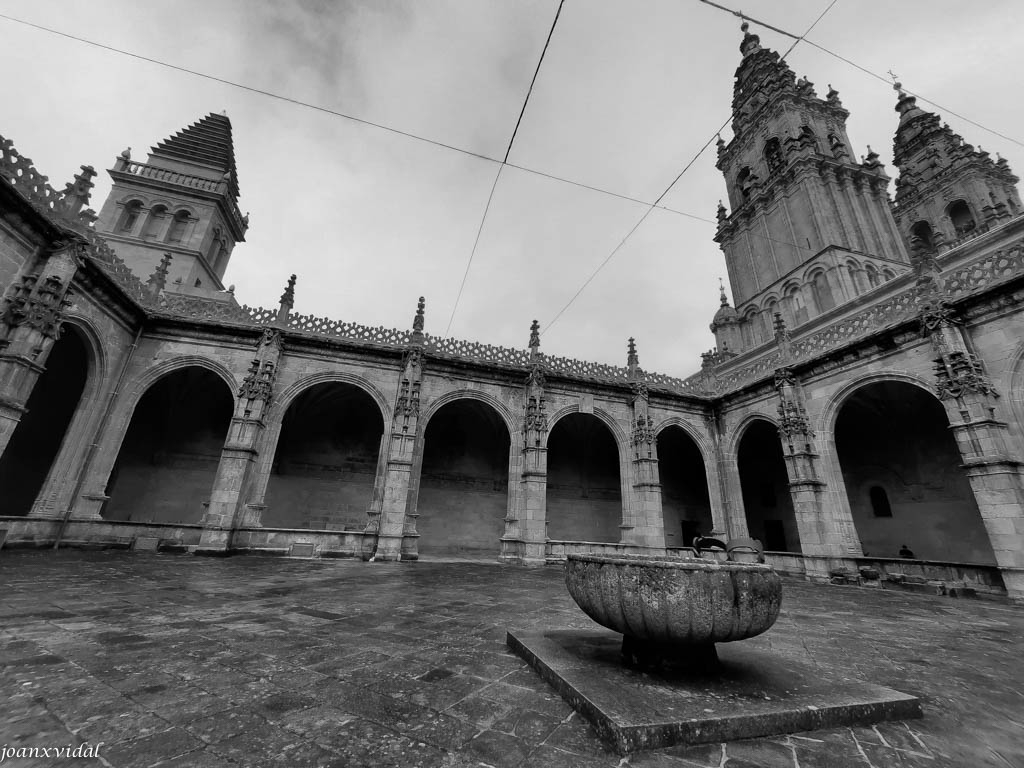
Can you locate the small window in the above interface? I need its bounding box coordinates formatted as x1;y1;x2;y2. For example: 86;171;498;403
737;166;753;200
870;486;892;517
142;205;168;239
947;200;976;235
865;264;880;287
166;210;189;243
119;201;142;233
811;271;834;313
845;262;859;294
911;220;934;249
764;138;783;172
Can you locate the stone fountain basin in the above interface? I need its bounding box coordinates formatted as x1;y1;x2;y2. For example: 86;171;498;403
565;553;782;645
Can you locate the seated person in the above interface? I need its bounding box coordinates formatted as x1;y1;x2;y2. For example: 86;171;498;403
898;544;916;559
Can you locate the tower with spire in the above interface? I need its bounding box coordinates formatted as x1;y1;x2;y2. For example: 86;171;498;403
890;82;1021;252
713;22;910;351
94;112;248;292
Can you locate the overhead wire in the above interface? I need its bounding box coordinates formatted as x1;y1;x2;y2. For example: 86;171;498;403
444;0;565;337
543;0;838;335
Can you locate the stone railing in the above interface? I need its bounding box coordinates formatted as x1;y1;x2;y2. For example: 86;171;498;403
120;161;224;193
423;335;532;367
647;370;706;395
78;229;153;305
0;136;67;217
543;354;631;385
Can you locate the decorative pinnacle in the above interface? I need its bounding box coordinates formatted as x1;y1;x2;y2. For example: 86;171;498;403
719;277;729;306
280;274;296;309
627;337;639;368
146;252;173;295
413;296;425;333
529;319;540;351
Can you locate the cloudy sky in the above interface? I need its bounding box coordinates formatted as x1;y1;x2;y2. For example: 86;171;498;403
2;1;1022;378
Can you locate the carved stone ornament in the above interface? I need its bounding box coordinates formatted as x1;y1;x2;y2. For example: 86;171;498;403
917;297;958;335
934;352;996;400
631;414;655;453
395;379;421;425
238;359;276;402
631;379;649;403
1;273;72;339
773;367;797;390
776;399;811;439
522;394;548;438
258;327;282;349
525;362;546;390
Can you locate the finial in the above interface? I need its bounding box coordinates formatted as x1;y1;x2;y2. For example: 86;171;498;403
888;69;900;84
147;253;173;297
280;274;296;309
413;296;425;333
120;147;131;160
627;337;639;370
529;319;540;351
740;20;749;33
228;284;235;294
719;278;729;306
221;109;228;116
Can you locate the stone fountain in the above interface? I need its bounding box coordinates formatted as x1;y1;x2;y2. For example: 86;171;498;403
563;553;782;670
507;548;921;754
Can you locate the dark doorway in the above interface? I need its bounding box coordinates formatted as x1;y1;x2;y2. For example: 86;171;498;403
417;399;510;556
546;413;622;543
835;380;994;563
0;328;89;516
104;367;233;524
737;419;801;553
264;382;384;530
657;426;712;548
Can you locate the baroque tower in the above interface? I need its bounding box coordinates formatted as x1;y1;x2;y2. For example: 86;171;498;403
713;24;909;352
890;82;1022;252
95;113;248;291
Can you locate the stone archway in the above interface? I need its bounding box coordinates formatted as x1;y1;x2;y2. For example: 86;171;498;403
656;425;713;548
416;398;511;557
104;366;233;524
834;380;995;563
546;412;622;543
737;419;801;553
263;381;385;530
0;327;89;516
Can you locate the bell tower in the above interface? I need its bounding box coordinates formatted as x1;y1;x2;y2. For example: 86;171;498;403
714;24;909;350
95;113;248;292
890;82;1021;251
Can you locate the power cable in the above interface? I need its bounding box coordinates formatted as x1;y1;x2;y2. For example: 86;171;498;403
543;0;838;334
443;0;565;336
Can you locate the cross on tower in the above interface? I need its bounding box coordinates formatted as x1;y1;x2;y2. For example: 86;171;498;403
887;69;899;83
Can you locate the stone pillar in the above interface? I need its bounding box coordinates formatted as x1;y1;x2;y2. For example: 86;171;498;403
774;367;831;570
196;327;283;553
0;240;78;460
369;298;425;562
924;297;1024;601
503;320;548;564
704;408;735;539
623;338;663;547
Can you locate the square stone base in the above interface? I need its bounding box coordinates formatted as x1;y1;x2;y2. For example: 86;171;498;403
507;629;922;754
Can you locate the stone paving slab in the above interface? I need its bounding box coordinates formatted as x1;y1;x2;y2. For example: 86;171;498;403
508;629;922;753
0;551;1022;767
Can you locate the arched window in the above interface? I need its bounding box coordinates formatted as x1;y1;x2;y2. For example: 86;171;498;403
799;125;818;151
119;200;143;233
166;210;190;243
764;300;779;338
864;264;880;288
869;486;892;517
786;285;808;325
810;271;834;313
910;220;934;249
763;138;783;173
737;167;753;200
845;262;860;295
947;200;976;235
882;269;896;282
142;205;168;240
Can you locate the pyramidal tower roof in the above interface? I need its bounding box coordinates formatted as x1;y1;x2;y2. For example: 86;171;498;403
150;113;239;199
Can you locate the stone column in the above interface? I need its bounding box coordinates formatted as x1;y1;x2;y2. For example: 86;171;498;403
0;240;78;460
503;320;548;564
703;408;735;538
623;338;664;547
369;298;425;562
921;280;1024;601
774;367;832;570
196;327;283;553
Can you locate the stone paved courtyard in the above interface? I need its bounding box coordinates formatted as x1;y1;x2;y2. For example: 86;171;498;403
0;551;1022;768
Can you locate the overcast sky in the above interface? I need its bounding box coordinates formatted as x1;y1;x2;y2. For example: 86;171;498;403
2;1;1022;378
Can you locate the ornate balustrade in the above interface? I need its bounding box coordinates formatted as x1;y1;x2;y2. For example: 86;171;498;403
121;161;223;193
